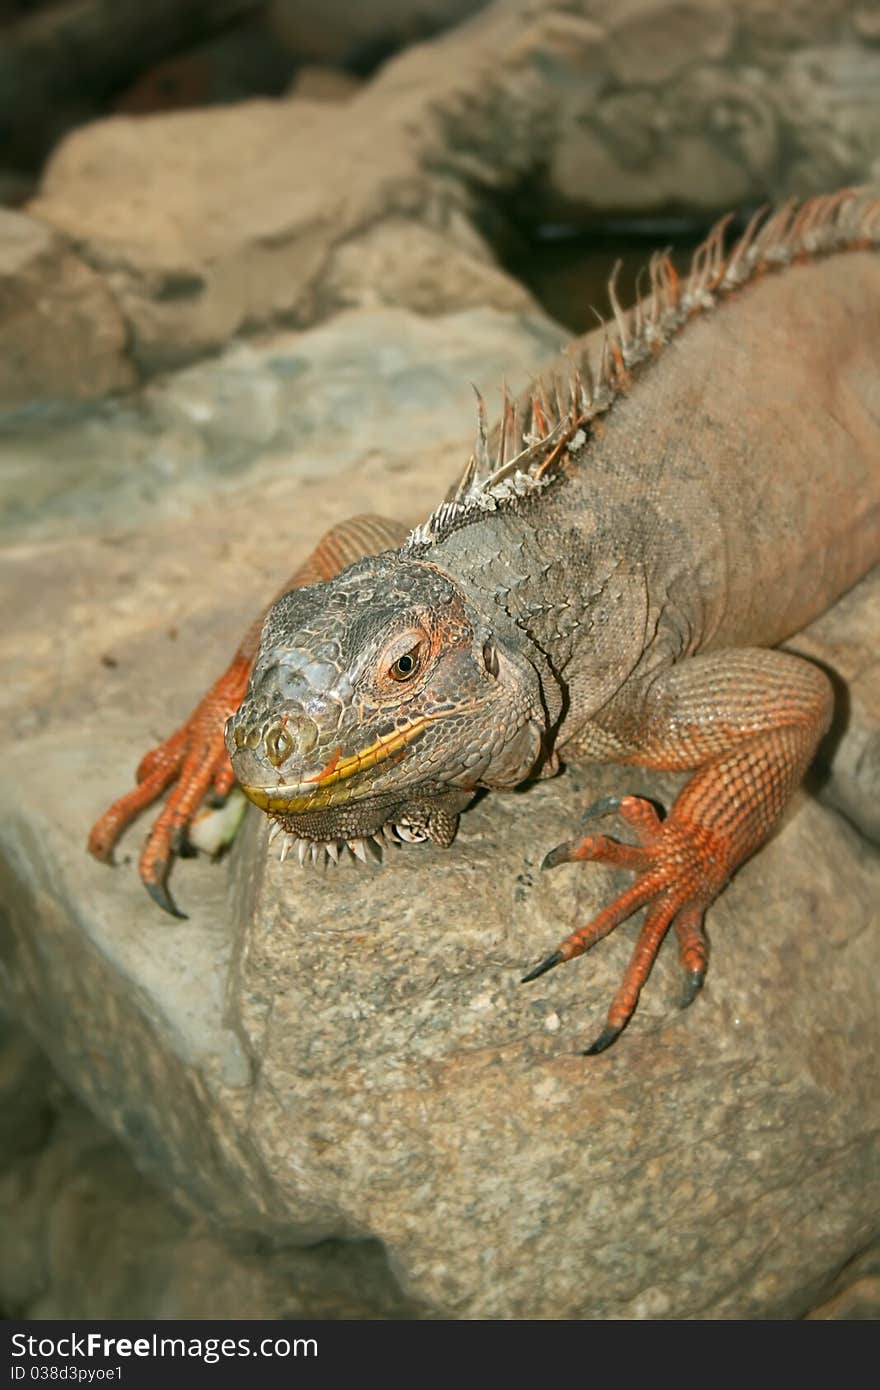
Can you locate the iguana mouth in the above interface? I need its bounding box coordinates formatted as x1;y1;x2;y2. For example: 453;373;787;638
237;713;436;815
265;816;430;868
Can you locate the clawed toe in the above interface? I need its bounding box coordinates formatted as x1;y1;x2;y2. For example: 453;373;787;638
525;796;720;1052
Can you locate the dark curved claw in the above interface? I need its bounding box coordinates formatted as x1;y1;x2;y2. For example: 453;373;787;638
579;794;627;824
582;1023;623;1056
542;793;659;870
540;841;575;871
521;950;565;983
680;968;706;1010
144;875;188;920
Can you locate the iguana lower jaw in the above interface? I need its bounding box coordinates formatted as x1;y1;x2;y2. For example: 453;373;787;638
259;786;476;865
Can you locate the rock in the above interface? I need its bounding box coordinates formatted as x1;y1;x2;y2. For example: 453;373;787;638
788;567;880;844
288;66;362;103
0;1074;419;1318
223;760;878;1318
0;303;563;543
24;0;880;388
322;218;538;317
602;0;735;87
0;210;135;411
853;2;880;42
267;0;490;65
806;1243;880;1319
0;1013;54;1175
0;1;266;168
0;302;877;1319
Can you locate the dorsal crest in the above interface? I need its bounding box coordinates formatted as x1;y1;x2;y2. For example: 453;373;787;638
407;187;880;553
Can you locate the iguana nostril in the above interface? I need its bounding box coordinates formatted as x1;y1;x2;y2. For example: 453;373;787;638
265;726;294;766
264;715;318;766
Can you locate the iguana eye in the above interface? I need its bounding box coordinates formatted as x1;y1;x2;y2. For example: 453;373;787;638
389;648;421;681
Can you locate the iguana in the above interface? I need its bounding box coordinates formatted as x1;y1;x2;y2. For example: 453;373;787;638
89;189;880;1052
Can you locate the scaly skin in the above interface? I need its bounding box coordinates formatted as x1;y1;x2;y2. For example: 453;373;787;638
90;191;880;1048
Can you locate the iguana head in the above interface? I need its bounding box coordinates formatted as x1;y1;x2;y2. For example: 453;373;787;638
225;552;548;863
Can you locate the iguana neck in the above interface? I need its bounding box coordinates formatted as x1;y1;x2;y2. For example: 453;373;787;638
418;476;600;736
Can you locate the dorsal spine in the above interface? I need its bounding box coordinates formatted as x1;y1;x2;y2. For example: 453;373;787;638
407;187;880;553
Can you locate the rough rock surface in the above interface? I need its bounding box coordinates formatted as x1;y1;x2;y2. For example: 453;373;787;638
0;1016;419;1319
787;577;880;845
805;1243;880;1320
0;303;562;545
0;295;877;1317
22;0;880;386
0;210;134;410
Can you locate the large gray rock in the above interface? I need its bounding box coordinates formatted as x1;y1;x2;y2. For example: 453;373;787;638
0;296;877;1318
0;303;562;544
23;0;880;383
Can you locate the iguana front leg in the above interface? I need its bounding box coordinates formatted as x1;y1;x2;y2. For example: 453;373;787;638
524;649;833;1053
88;515;408;916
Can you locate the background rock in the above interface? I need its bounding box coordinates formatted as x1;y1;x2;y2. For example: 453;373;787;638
0;1;267;170
0;209;134;410
18;0;880;394
0;1012;54;1176
288;66;362;104
0;303;562;543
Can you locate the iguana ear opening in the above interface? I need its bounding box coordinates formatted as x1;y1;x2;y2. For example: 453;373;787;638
482;639;500;678
476;628;551;787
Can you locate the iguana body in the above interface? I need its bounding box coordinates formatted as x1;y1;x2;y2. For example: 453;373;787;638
89;190;880;1050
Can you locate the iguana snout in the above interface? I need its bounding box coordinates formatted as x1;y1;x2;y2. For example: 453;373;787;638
224;552;548;862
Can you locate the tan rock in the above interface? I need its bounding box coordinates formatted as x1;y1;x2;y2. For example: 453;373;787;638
0;211;135;410
289;65;362;103
323;217;538;317
853;2;880;41
602;0;735;86
26;1;880;378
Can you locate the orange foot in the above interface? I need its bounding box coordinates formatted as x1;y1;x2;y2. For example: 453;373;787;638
87;655;252;917
522;794;730;1054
